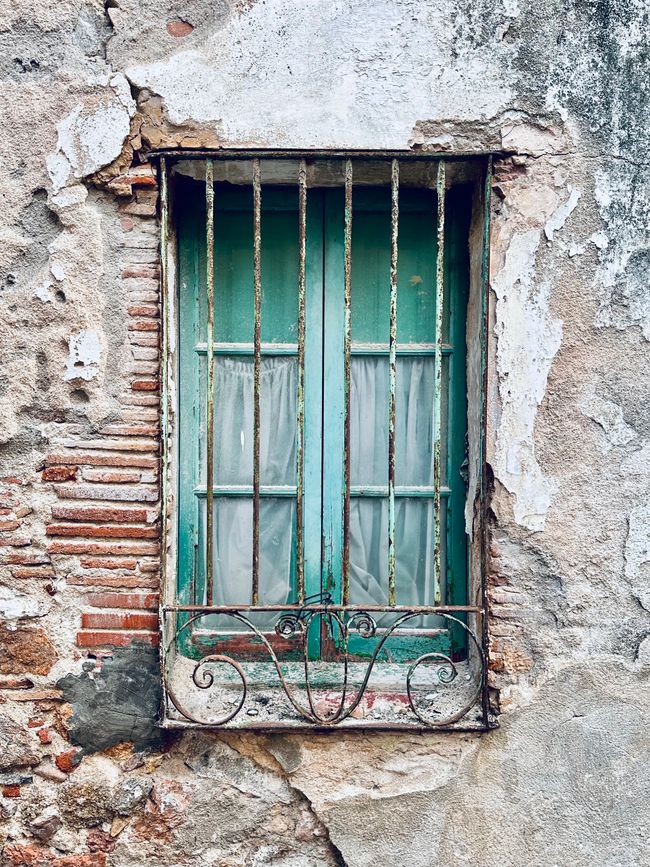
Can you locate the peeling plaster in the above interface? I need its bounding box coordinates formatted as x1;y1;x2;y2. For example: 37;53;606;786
0;586;50;622
580;393;637;453
544;187;581;241
64;329;102;382
492;229;562;531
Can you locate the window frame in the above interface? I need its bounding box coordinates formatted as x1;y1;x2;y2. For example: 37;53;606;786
159;150;493;732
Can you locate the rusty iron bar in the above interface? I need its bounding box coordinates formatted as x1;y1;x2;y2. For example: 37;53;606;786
296;159;307;603
151;148;497;161
342;159;353;605
388;159;399;607
433;161;446;605
252;159;262;605
205;159;215;605
479;155;493;728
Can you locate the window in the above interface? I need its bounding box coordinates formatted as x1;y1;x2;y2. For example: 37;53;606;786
160;154;491;730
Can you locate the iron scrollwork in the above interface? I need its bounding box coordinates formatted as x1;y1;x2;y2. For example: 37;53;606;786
163;603;485;729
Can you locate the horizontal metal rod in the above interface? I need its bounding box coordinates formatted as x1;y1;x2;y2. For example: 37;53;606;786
351;485;451;498
164;604;482;613
194;485;296;497
150;148;498;161
195;342;454;356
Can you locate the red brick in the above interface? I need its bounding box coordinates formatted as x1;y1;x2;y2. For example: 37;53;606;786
0;535;31;546
138;558;161;572
81;469;142;483
67;574;158;589
76;631;159;648
38;727;53;744
47;524;158;540
46;453;157;469
0;676;34;689
56;855;107;867
79;557;138;569
52;505;151;523
81;611;158;630
2;784;21;797
86;829;116;854
55;749;82;772
11;566;56;579
47;541;159;555
0;626;57;676
64;438;158;453
0;519;20;531
0;552;50;565
127;305;159;317
131;380;159;392
84;591;158;609
42;466;78;482
0;476;25;485
28;718;44;727
122;265;159;279
128;320;160;332
99;424;159;437
10;689;62;702
119;393;160;406
167;19;193;36
128;334;160;347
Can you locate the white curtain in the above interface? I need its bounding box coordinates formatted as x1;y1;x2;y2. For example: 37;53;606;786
203;355;441;610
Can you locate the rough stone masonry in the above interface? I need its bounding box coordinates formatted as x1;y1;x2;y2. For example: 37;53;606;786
0;1;649;865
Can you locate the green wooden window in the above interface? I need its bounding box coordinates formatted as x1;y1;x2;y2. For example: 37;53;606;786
173;159;472;664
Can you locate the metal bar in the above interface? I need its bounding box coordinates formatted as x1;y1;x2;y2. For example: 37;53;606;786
195;343;297;356
388;159;399;607
151;148;499;161
342;159;353;605
351;485;451;498
195;486;297;497
351;344;454;355
433;161;446;605
296;159;307;603
164;603;482;613
252;158;262;606
159;157;172;643
479;155;493;728
205;159;215;605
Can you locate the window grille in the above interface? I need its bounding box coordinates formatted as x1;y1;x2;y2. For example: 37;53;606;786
159;151;493;730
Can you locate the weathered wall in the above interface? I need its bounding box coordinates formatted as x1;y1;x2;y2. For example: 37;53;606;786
0;1;649;865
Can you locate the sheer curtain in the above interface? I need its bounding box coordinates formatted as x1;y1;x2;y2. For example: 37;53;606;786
349;357;437;607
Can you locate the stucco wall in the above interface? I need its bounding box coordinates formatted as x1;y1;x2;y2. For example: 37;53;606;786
0;1;649;865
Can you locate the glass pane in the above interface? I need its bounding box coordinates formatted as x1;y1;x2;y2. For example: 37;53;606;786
396;209;437;344
349;498;441;607
212;187;299;344
396;357;435;486
201;497;295;612
198;356;297;486
350;357;388;486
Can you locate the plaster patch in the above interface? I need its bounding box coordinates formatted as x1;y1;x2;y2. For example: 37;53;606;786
0;586;49;622
624;503;650;610
65;329;102;382
544;187;581;241
579;393;637;453
493;229;562;531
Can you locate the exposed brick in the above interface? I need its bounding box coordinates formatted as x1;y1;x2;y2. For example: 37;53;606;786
10;566;57;579
3;784;22;797
42;466;78;482
128;334;160;347
119;201;157;217
79;557;138;570
9;689;63;702
27;718;44;727
81;611;158;630
99;424;159;437
137;558;161;573
167;18;194;36
84;592;158;609
47;524;158;540
127;305;159;317
0;535;31;547
128;320;160;332
130;347;160;361
63;438;158;453
131;379;159;391
54;485;158;503
37;728;52;744
81;468;143;483
127;362;160;375
0;552;50;566
55;749;82;772
0;676;34;689
119;393;160;406
121;265;159;279
0;519;20;531
46;453;157;469
121;409;160;423
76;631;159;648
67;574;158;589
0;626;57;676
52;505;151;523
47;540;159;555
